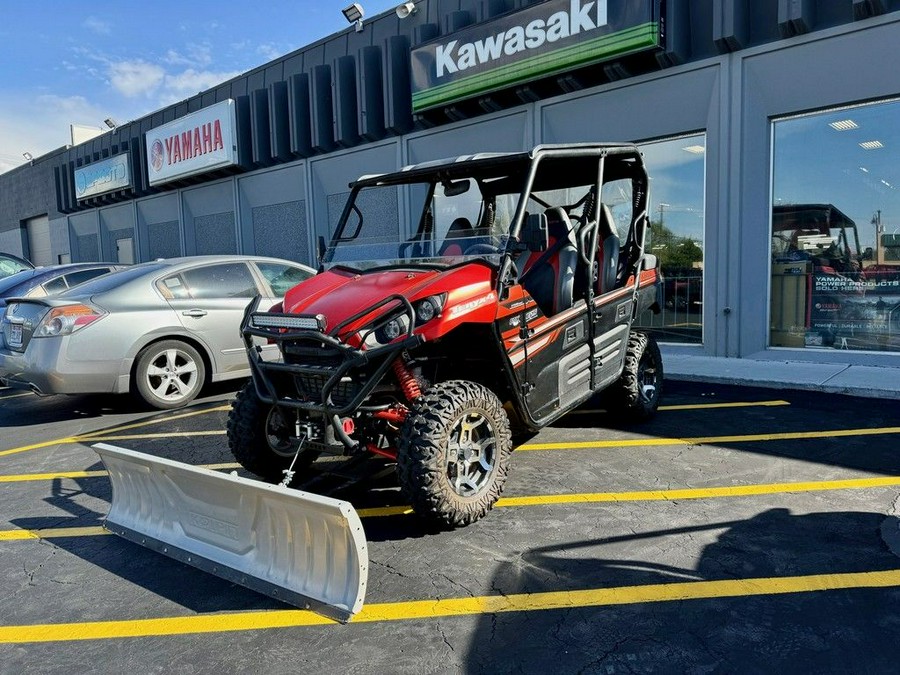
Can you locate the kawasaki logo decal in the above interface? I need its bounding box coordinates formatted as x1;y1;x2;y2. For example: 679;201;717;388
411;0;662;112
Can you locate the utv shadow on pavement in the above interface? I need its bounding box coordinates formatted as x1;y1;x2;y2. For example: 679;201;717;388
463;508;900;674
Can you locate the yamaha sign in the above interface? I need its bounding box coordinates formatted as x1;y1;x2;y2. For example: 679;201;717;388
411;0;662;112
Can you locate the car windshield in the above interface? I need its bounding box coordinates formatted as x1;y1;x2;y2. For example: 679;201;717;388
58;262;168;297
0;253;32;279
322;163;527;272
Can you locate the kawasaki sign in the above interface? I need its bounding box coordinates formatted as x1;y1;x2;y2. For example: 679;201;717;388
411;0;663;112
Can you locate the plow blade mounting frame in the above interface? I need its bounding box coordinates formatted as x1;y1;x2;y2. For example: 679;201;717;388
93;443;368;623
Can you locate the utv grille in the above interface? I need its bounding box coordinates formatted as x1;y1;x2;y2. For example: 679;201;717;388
293;371;361;408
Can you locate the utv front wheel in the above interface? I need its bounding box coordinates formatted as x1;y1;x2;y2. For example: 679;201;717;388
227;382;319;481
605;331;663;422
398;380;512;528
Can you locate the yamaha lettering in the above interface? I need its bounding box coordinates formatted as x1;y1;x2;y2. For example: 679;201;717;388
145;99;237;186
411;0;661;112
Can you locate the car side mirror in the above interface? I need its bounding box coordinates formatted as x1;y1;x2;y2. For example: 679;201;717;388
522;213;548;252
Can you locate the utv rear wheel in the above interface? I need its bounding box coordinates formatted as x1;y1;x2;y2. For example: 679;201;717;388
227;382;319;481
397;380;512;528
605;331;662;422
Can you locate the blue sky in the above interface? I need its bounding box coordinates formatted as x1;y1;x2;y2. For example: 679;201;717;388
0;0;401;173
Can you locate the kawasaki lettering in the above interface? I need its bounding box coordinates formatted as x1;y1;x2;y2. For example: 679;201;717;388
434;0;607;78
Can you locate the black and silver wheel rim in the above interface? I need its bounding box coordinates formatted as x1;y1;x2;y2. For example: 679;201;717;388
446;410;497;497
638;350;659;405
144;347;199;403
265;407;297;457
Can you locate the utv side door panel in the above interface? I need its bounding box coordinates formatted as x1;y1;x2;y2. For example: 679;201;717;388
502;292;592;423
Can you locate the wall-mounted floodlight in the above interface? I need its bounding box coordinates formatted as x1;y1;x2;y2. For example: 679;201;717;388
104;118;118;129
342;3;364;32
396;2;417;18
22;152;33;161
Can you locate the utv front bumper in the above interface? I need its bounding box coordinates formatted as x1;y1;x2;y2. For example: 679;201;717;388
240;295;422;419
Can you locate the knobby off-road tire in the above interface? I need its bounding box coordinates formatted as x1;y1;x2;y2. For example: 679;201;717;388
397;380;512;528
604;331;663;422
227;382;319;481
133;339;205;410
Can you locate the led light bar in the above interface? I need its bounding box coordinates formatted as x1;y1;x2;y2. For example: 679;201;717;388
251;314;325;331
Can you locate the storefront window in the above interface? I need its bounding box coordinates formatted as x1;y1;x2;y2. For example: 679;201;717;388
635;135;706;343
771;99;900;351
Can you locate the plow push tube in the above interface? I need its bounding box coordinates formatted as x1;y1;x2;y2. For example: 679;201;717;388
93;443;368;622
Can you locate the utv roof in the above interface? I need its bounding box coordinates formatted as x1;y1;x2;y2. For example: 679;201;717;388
354;143;643;185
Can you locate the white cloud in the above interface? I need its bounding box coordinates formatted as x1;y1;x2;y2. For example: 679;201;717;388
108;60;165;97
0;94;107;174
159;68;242;105
82;17;111;35
257;43;282;61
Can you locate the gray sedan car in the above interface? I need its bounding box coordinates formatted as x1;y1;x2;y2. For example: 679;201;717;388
0;255;314;409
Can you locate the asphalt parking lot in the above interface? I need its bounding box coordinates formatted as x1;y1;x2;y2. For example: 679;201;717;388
1;379;899;674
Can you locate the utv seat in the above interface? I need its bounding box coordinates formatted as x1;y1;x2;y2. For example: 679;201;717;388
440;217;473;256
596;203;621;295
520;207;578;316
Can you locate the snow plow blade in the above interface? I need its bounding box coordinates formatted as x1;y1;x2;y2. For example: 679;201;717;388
92;443;368;623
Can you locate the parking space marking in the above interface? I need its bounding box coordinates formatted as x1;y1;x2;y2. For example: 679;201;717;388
0;568;898;644
0;463;240;483
0;392;34;401
0;469;107;483
572;400;791;414
90;405;232;437
0;526;108;541
518;425;900;450
4;475;898;538
78;431;227;442
0;404;231;458
0;438;80;458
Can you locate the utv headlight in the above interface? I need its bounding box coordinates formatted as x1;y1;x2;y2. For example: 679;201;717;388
414;294;446;325
381;318;403;341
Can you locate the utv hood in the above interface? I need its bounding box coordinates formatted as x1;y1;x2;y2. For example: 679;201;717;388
282;265;495;334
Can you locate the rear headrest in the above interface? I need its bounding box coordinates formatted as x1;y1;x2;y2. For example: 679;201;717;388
447;217;473;238
545;207;575;244
598;203;617;240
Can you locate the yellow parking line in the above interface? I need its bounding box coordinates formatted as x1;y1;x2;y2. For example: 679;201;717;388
0;438;81;458
518;426;900;450
5;476;895;535
0;392;34;401
0;463;240;484
91;405;231;436
0;470;107;484
78;431;228;442
0;526;108;541
0;405;231;458
571;400;790;415
0;568;897;643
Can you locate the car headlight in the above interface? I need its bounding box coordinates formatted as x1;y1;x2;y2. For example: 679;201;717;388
35;304;107;337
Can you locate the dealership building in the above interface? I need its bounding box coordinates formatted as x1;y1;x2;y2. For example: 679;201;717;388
1;0;899;387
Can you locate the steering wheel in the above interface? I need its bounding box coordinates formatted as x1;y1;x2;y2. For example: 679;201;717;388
463;243;500;256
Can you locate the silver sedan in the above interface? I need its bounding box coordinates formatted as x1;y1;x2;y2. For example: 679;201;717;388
0;255;314;409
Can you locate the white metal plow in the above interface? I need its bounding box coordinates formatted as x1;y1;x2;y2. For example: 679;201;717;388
93;443;368;622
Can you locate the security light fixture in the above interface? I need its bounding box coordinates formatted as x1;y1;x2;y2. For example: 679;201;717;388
22;152;33;161
396;2;417;18
104;118;118;129
342;3;364;32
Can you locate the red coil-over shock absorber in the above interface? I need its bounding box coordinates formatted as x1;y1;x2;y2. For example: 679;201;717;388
392;355;422;402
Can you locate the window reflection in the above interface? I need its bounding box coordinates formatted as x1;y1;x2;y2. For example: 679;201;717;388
771;98;900;351
635;134;706;344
